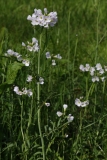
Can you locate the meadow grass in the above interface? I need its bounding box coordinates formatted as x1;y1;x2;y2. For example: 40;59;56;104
0;0;107;159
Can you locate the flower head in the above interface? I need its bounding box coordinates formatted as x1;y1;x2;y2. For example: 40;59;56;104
52;59;56;66
67;114;74;122
75;98;82;107
79;64;85;72
90;67;95;76
92;76;99;82
75;98;89;107
27;89;33;97
27;8;58;28
23;37;39;52
39;77;44;84
46;52;51;59
14;86;33;97
13;86;23;95
22;59;30;66
63;104;68;111
26;75;33;82
54;54;62;59
45;103;50;107
56;111;63;117
96;63;102;70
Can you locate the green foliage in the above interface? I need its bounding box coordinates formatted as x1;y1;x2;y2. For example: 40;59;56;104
0;61;24;94
6;61;24;84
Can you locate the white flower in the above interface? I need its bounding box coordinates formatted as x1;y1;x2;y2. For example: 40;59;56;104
14;86;19;93
79;64;85;72
65;134;68;138
90;67;95;76
13;86;23;95
32;37;38;44
54;54;62;59
92;76;99;82
46;52;51;59
67;114;74;122
96;63;102;70
27;89;33;97
26;75;33;82
16;55;23;61
27;37;39;52
99;69;104;75
13;52;19;57
85;64;90;71
48;11;58;27
75;98;82;107
23;37;39;52
63;104;68;111
52;59;56;66
45;103;50;107
22;59;30;66
7;49;15;56
75;98;89;107
81;100;89;107
39;77;44;84
22;42;26;46
56;111;63;117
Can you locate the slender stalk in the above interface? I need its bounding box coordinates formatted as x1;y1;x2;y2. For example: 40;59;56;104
72;38;78;91
95;0;99;64
94;1;99;122
67;10;71;69
37;33;45;160
19;99;27;160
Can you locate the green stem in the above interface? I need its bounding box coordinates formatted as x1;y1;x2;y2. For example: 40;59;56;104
72;38;78;91
95;0;99;64
37;33;45;160
19;99;27;160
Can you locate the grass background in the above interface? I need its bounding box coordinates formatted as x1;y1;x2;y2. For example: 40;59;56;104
0;0;107;159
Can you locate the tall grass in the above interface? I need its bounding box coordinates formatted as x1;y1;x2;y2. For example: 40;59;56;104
1;0;107;159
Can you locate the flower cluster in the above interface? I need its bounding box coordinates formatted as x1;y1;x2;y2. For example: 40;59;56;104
75;97;89;107
27;8;58;28
46;52;62;65
5;49;30;66
56;104;74;123
26;75;44;84
6;8;58;99
5;49;22;61
22;37;39;52
79;63;107;82
14;86;33;97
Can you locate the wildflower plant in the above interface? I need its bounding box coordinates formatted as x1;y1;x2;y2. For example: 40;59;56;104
25;8;58;160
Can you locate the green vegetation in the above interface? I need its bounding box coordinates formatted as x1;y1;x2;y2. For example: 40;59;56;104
0;0;107;159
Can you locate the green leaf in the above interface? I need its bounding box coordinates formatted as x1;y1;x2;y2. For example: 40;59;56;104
0;27;8;42
6;61;24;84
0;62;24;94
